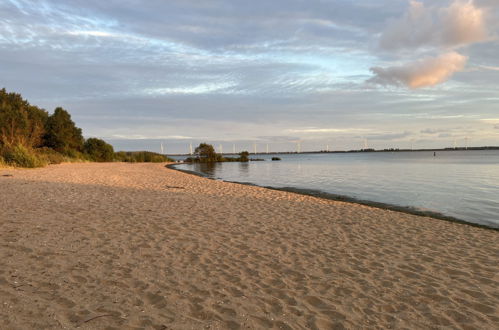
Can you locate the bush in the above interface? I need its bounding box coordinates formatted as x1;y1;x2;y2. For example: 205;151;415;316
84;138;114;162
239;151;250;162
272;157;281;161
65;148;89;161
114;151;173;163
35;147;67;165
186;143;229;162
1;145;46;168
195;143;217;160
186;148;250;163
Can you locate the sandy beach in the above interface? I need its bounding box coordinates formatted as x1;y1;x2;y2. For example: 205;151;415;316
0;162;497;329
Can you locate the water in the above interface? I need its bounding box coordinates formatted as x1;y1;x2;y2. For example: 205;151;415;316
172;150;499;228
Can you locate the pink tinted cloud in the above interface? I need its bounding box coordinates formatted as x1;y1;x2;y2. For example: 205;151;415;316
369;52;468;88
379;0;488;51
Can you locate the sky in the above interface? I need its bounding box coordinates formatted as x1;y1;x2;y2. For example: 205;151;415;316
1;0;498;153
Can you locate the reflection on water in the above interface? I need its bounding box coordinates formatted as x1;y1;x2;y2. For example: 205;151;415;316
238;162;250;175
195;162;251;178
196;162;217;177
175;150;499;228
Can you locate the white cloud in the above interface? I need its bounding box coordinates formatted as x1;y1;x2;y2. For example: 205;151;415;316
67;30;119;38
476;65;499;71
371;1;492;88
287;128;371;134
143;82;237;95
441;0;488;47
111;134;192;140
379;0;488;51
369;52;468;88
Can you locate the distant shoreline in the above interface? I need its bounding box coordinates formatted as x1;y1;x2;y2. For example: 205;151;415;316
168;146;499;156
167;163;499;231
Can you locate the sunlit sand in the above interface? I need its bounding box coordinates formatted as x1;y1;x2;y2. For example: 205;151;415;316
0;163;497;329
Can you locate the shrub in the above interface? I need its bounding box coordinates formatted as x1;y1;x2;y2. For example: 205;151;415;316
194;143;224;162
114;151;130;162
187;143;225;162
114;151;173;163
272;157;281;161
1;144;45;168
186;148;250;163
239;151;250;162
35;147;67;165
84;138;114;162
65;149;89;161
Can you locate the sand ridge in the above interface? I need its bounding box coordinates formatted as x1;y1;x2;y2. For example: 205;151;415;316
0;162;498;329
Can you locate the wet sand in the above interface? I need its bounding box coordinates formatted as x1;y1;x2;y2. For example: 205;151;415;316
0;162;497;329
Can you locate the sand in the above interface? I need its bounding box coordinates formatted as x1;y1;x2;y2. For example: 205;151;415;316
0;162;497;329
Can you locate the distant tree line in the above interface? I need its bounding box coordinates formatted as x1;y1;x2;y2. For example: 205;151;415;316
0;88;172;167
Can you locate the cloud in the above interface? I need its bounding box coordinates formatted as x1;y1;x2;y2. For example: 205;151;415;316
110;134;192;140
379;0;488;51
370;1;492;88
421;128;448;134
286;128;371;134
256;136;300;143
364;131;412;141
143;82;237;95
369;52;467;88
476;65;499;71
0;0;498;151
441;0;488;47
480;118;499;122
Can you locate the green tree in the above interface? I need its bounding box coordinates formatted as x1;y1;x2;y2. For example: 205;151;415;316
44;107;84;154
84;138;114;162
195;143;221;162
239;151;249;162
0;88;48;148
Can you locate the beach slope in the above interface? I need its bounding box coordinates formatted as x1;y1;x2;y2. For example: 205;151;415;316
0;163;497;329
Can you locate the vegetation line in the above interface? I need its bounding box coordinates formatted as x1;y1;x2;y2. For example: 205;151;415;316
0;88;172;167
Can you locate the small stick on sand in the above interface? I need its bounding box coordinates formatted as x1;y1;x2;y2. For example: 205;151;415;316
80;314;115;325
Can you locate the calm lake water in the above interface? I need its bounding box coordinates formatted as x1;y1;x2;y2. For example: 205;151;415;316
172;150;499;228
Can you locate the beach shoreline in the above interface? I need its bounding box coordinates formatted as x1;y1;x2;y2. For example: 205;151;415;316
167;163;498;231
0;162;498;329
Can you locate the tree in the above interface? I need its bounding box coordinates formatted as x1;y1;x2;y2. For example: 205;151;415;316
44;107;84;154
0;88;48;148
239;151;249;162
84;138;114;162
194;143;221;162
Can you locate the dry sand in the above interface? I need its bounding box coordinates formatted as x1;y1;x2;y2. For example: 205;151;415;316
0;162;497;330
